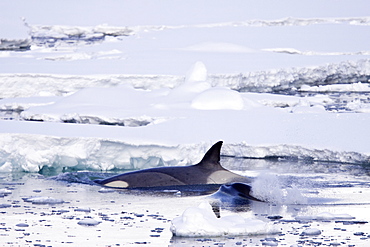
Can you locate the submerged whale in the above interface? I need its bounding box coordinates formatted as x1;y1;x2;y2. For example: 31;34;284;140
211;183;263;205
95;141;249;189
209;183;264;217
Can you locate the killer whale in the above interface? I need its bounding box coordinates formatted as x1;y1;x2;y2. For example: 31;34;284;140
211;183;263;205
209;183;264;217
95;141;249;189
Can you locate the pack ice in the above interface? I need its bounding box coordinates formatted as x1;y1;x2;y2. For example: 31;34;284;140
0;61;370;173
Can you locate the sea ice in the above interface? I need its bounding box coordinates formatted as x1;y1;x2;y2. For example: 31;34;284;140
77;218;101;226
0;1;369;246
299;82;370;93
191;87;244;110
301;228;322;236
74;207;91;213
296;212;355;221
170;202;277;237
98;188;116;193
0;188;12;196
185;61;207;83
23;196;64;205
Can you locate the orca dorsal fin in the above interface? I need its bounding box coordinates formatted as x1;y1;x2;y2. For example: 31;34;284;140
198;141;223;167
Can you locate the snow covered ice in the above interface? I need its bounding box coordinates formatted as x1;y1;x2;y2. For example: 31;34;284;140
0;0;370;246
0;59;370;172
170;202;278;237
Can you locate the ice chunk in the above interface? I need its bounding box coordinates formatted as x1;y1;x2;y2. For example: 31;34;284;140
170;202;277;237
0;188;12;196
262;240;279;246
301;228;321;236
98;188;116;193
74;207;91;213
77;218;101;226
23;196;64;205
316;212;354;220
296;212;355;221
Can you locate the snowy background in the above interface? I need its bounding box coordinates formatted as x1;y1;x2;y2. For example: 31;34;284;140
0;0;369;171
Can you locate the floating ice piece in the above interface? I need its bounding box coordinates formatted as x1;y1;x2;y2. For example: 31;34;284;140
296;212;354;221
0;188;12;196
74;207;91;213
262;241;278;246
301;228;321;236
316;212;354;220
170;202;277;237
98;188;116;193
23;196;64;205
77;218;101;226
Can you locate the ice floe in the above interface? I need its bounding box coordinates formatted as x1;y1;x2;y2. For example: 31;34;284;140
301;228;322;236
0;188;12;197
296;212;355;221
170;202;278;237
77;218;101;226
22;196;64;204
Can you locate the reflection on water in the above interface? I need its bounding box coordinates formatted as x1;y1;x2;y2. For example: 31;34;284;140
221;156;370;176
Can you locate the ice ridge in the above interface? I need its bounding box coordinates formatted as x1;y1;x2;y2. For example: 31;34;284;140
0;39;31;51
0;59;369;99
21;16;370;48
0;134;368;173
23;19;134;48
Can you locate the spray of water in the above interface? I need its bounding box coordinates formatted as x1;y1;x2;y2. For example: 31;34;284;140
251;172;307;204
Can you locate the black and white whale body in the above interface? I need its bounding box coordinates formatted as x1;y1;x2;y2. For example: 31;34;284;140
95;141;249;189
